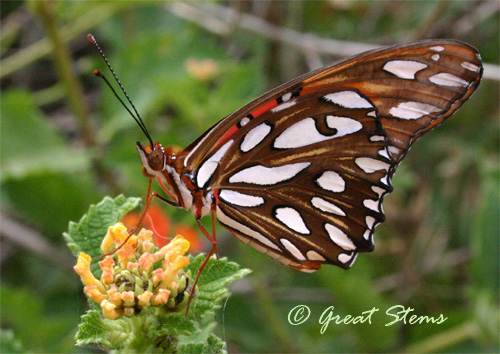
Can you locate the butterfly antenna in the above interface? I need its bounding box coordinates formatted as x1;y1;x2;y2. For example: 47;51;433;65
87;33;154;147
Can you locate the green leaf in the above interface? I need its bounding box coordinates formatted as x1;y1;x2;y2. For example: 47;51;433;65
63;195;141;276
147;313;198;338
75;310;133;350
186;255;251;319
75;310;111;348
177;334;227;354
3;171;101;236
0;89;90;182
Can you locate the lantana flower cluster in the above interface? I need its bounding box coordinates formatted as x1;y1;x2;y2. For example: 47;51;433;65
74;223;191;319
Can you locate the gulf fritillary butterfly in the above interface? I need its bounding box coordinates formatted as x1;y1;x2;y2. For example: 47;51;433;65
89;35;482;289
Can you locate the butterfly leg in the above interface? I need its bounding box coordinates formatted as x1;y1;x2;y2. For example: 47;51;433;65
129;178;180;235
211;208;219;259
185;217;218;314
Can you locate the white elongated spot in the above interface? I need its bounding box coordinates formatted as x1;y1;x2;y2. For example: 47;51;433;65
306;250;326;261
229;162;310;185
271;99;297;113
383;60;427;79
388;145;400;155
431;54;440;61
280;238;306;261
274;118;330;149
461;61;480;72
281;92;292;102
363;229;371;240
338;252;354;264
355;157;390;173
245;239;268;254
216;206;280;251
365;216;376;230
325;223;356;250
168;167;193;210
240;117;251;126
323;91;373;109
274;116;362;149
197;140;233;188
363;199;380;212
389;101;441;120
219;189;265;207
371;186;386;197
370;135;385;142
380;174;390;186
326;116;363;137
240;122;272;152
300;268;318;273
378;148;390;159
430;46;445;52
275;207;310;234
316;171;345;192
311;197;346;216
429;73;468;87
367;111;377;117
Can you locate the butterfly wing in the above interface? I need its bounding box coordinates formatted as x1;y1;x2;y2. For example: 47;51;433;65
184;40;482;167
183;40;482;271
212;89;391;270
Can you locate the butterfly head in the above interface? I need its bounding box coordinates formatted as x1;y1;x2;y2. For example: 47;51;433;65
137;142;167;177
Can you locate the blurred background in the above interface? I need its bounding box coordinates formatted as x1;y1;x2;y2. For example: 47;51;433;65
1;1;499;353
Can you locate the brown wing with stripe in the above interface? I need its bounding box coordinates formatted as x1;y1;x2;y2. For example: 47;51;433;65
183;40;482;168
186;40;482;271
300;41;482;163
211;88;392;270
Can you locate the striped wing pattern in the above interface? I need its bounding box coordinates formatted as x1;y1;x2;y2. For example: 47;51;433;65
186;40;482;271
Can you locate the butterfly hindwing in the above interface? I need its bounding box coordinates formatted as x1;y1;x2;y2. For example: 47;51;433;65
209;88;393;270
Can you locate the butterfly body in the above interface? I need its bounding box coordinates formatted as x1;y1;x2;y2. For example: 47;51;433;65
137;39;482;273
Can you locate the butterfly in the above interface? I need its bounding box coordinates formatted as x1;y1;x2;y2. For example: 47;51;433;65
90;36;482;279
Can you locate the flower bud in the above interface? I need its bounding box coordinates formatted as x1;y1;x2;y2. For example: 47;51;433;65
137;291;153;307
121;291;135;306
101;300;122;320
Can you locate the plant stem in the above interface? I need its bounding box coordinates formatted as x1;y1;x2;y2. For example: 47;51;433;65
1;3;119;80
251;276;297;352
32;0;121;194
403;320;477;353
33;0;94;144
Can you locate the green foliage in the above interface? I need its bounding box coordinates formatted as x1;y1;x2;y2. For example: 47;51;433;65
186;255;252;319
63;195;140;276
1;90;89;181
176;334;226;354
0;329;24;353
0;285;77;352
1;90;100;234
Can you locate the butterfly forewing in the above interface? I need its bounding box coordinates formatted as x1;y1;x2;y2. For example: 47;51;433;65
181;40;482;271
301;40;482;163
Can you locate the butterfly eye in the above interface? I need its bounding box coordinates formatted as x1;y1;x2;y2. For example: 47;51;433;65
147;150;165;171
